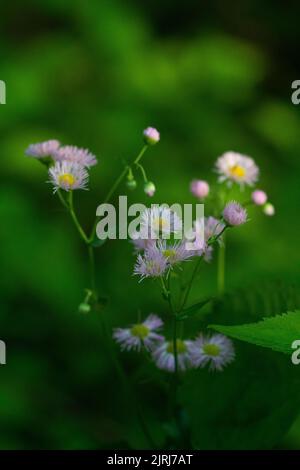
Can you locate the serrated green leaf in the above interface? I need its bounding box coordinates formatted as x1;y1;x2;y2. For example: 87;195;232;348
179;282;300;450
210;310;300;354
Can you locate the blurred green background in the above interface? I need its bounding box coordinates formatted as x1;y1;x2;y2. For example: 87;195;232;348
0;0;300;449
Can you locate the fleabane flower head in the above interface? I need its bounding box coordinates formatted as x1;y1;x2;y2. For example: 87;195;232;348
152;339;193;372
49;161;89;192
190;334;235;371
158;240;193;266
53;145;97;167
140;206;182;239
190;180;210;199
143;127;160;145
223;201;247;226
113;314;164;352
134;244;168;281
25;140;60;159
215;151;259;187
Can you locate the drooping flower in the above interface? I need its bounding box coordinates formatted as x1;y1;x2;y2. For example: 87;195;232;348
223;201;247;226
113;314;164;352
184;218;212;261
263;202;275;216
252;189;267;206
144;181;156;197
152;339;193;372
48;161;89;192
190;180;210;199
204;216;225;243
134;244;169;280
130;230;156;253
215;151;259;187
25;140;60;159
143;127;160;145
53;145;97;167
158;240;193;266
140;206;182;239
190;334;235;371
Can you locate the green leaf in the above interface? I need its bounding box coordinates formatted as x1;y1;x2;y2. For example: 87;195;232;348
210;310;300;355
179;282;300;449
177;297;212;320
91;237;107;248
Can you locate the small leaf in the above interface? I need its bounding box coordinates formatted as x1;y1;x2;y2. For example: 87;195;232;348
177;297;212;320
210;310;300;355
91;237;107;248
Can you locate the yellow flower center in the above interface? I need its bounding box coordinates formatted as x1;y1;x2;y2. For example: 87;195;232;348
59;173;76;187
203;344;220;357
131;324;149;339
163;249;176;260
154;217;168;231
167;339;187;354
229;165;246;179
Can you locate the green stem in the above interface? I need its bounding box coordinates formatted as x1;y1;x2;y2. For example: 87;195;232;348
172;315;179;385
68;192;89;244
88;245;97;295
180;257;203;311
135;162;148;183
89;144;148;242
217;241;225;295
56;189;69;209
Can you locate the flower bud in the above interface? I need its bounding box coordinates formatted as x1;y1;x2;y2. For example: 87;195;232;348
126;179;137;190
223;201;247;226
78;303;91;314
190;180;210;199
144;181;156;197
143;127;160;145
251;190;267;206
263;203;275;216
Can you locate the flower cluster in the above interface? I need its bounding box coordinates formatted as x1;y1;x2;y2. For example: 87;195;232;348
25;139;98;193
191;150;275;217
113;314;235;372
132;206;228;281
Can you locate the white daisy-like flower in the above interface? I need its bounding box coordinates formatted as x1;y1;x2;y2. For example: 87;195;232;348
53;145;97;167
152;339;193;372
25;140;60;159
190;334;235;371
48;161;89;192
215;151;259;187
140;206;182;239
134;244;169;281
113;314;164;352
158;240;193;266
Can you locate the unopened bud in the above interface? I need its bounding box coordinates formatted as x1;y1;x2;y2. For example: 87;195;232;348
78;303;91;314
144;181;156;197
